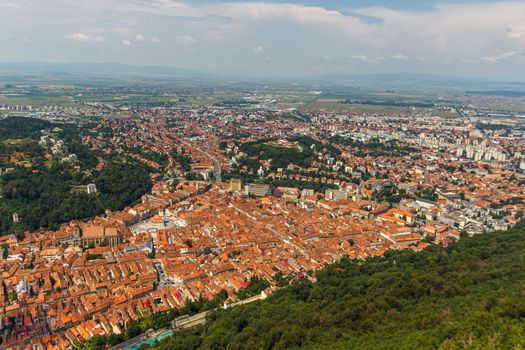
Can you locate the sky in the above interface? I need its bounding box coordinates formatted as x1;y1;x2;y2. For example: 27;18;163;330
1;0;525;80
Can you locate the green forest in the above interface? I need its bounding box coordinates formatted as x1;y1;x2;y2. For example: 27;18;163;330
0;117;152;236
144;222;525;350
0;160;151;235
329;136;419;158
239;139;316;171
0;117;51;140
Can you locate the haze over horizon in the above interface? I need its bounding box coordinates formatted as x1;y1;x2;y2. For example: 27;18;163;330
2;0;525;80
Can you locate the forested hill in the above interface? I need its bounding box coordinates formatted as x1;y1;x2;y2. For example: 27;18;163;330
0;117;152;236
147;223;525;350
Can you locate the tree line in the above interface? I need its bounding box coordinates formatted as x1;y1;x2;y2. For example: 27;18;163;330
144;222;525;349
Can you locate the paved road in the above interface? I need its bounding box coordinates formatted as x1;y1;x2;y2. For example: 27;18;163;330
231;204;314;261
180;139;222;183
174;293;266;329
109;328;166;350
204;150;221;183
111;293;267;350
154;260;174;289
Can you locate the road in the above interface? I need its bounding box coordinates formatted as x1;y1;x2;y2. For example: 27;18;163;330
172;293;266;329
109;328;166;350
210;155;222;183
110;293;267;350
180;138;222;183
154;259;174;289
230;203;314;262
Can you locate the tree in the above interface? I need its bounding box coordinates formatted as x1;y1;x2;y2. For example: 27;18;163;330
146;222;525;350
1;244;8;259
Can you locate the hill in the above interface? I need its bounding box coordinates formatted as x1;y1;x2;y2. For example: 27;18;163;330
144;223;525;350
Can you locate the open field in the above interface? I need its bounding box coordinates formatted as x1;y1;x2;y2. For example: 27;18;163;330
301;99;461;118
0;94;75;107
1;138;34;145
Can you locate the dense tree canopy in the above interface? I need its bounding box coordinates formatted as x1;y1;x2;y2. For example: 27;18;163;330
145;222;525;350
0;117;51;140
95;160;151;211
0;160;151;236
240;140;315;171
329;136;418;158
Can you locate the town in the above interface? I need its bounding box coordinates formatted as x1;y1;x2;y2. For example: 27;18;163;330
0;85;524;350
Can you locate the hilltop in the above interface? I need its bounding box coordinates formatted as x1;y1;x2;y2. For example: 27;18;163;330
144;223;525;350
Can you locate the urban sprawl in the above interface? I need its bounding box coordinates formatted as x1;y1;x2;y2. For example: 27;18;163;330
1;98;524;350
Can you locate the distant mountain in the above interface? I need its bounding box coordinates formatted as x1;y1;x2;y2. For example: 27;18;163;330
0;62;523;89
0;62;197;77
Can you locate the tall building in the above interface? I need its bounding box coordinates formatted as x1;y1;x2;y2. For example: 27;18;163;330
325;189;348;201
245;184;270;197
229;178;242;192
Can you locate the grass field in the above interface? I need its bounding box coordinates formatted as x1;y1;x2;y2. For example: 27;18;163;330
0;94;75;107
301;99;461;117
1;138;34;145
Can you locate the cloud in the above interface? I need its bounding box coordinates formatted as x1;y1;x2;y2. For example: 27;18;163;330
175;35;196;45
5;0;525;79
0;2;21;9
65;33;106;42
507;22;525;39
253;46;264;55
482;51;519;64
121;39;131;46
349;54;383;64
391;52;410;60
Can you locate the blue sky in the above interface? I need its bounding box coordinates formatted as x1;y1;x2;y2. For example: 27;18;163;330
1;0;525;80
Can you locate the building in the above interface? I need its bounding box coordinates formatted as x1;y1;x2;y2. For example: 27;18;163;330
229;178;242;192
81;226;123;247
274;187;299;201
86;183;97;195
245;184;270;197
325;189;348;201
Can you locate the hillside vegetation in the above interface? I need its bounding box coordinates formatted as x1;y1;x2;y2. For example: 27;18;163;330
0;117;152;235
145;222;525;350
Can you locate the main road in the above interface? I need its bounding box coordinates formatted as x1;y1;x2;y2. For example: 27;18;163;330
179;138;222;183
205;150;222;183
109;293;266;350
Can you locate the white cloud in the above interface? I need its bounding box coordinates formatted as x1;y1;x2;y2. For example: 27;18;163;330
253;46;264;55
121;39;131;46
175;35;196;45
349;54;383;64
5;0;525;78
482;51;518;64
507;22;525;39
391;52;410;60
0;2;21;9
65;33;106;42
